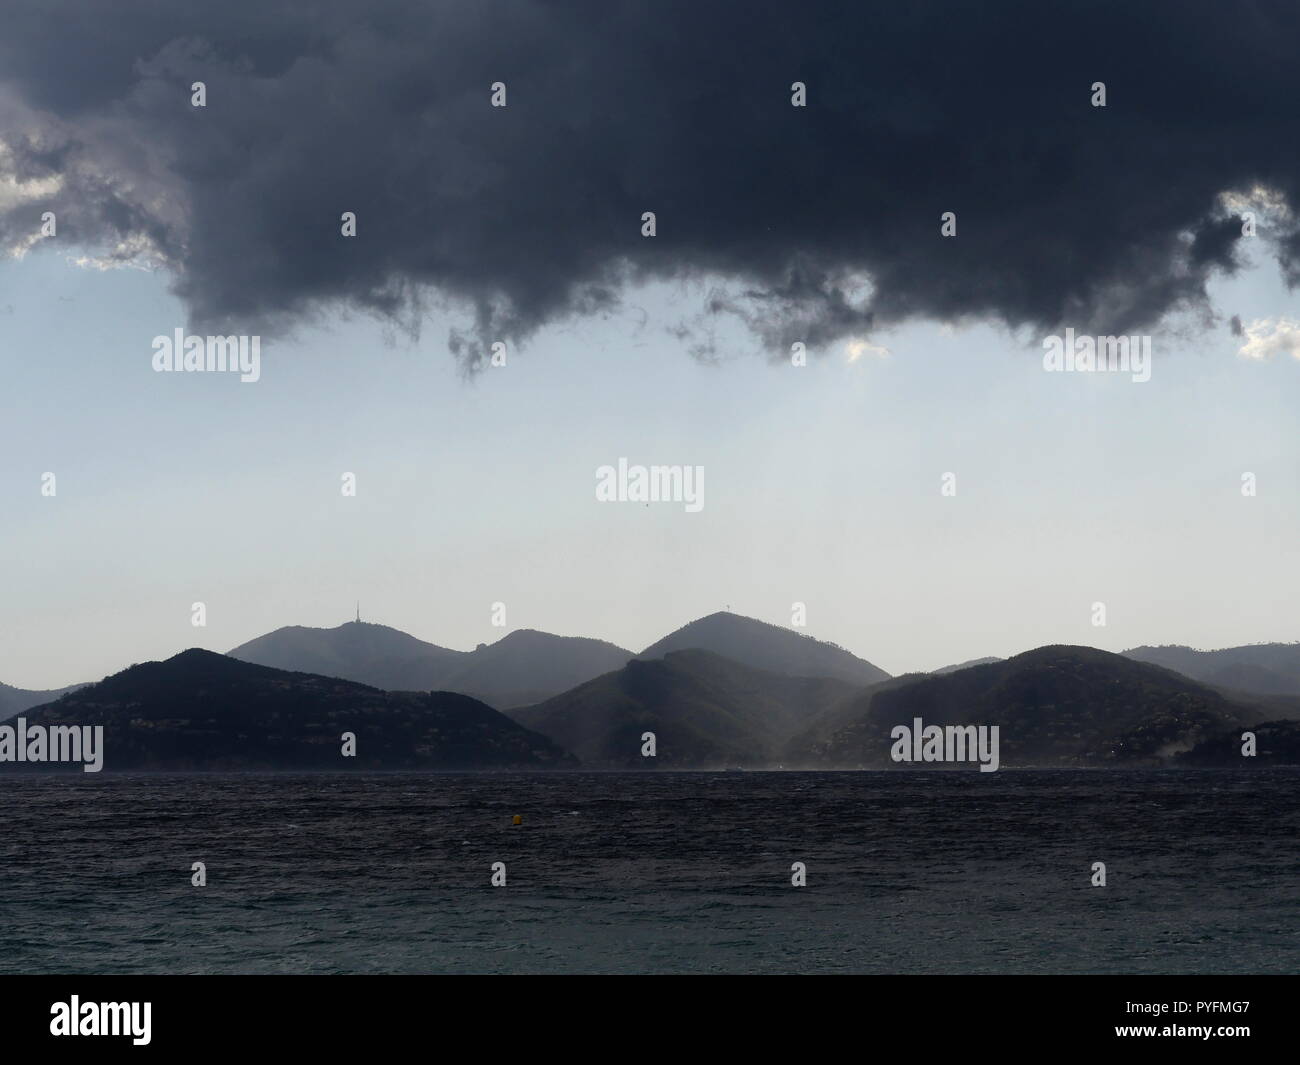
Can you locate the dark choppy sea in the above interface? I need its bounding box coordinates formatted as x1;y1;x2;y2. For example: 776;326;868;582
1;770;1296;974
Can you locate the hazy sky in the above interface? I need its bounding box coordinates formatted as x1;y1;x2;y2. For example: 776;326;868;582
2;3;1300;688
2;244;1297;689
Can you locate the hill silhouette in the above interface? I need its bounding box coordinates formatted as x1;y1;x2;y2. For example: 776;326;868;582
506;649;859;768
0;679;87;722
437;629;635;705
800;646;1263;768
1123;643;1300;697
16;649;573;770
637;612;889;685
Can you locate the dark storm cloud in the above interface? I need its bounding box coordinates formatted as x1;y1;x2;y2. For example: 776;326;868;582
2;0;1299;366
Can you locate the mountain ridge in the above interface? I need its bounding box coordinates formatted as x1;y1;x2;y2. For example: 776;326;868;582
228;620;633;707
226;611;893;705
1122;642;1300;697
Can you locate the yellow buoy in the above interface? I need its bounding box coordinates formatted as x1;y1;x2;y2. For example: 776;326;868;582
512;814;522;826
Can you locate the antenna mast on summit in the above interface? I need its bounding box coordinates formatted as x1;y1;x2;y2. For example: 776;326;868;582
356;601;360;624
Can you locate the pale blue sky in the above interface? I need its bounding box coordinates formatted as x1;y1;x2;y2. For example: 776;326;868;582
2;244;1297;689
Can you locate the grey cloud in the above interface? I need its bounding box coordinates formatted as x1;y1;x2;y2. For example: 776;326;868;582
2;1;1299;366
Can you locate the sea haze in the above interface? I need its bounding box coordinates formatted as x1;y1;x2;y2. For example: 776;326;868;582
2;770;1295;975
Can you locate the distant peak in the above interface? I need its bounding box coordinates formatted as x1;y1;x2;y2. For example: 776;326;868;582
167;648;227;663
